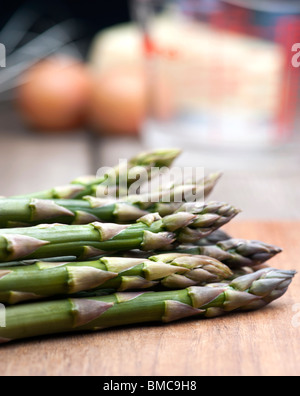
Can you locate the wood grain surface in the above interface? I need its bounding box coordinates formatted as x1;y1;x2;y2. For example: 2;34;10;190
0;221;299;377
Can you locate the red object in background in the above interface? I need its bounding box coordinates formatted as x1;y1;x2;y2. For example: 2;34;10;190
275;17;300;139
210;6;251;34
143;34;179;59
211;7;300;142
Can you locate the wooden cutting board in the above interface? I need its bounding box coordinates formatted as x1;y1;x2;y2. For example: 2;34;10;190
0;221;299;376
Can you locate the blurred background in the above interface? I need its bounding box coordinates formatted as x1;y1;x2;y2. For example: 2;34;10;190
0;0;299;219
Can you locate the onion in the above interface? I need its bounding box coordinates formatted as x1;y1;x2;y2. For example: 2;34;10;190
87;67;147;136
88;67;175;136
17;56;92;132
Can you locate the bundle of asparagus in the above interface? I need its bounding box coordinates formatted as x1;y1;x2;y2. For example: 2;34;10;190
10;148;183;200
0;148;295;344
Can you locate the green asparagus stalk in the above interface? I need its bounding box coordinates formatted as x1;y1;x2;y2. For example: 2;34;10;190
0;254;233;304
2;236;278;272
0;202;240;262
0;268;295;344
172;239;283;269
0;230;231;268
10;149;181;200
0;173;221;228
3;234;273;272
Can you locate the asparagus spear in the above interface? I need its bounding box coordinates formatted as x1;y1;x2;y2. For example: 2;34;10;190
195;229;231;246
0;202;240;262
0;268;295;343
0;254;233;304
3;233;275;273
0;173;221;227
0;234;235;269
1;236;279;272
173;239;283;269
9;149;181;200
